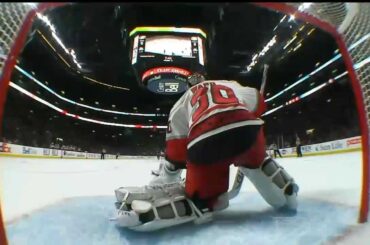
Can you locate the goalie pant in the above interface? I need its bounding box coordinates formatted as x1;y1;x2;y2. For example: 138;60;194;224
165;80;268;210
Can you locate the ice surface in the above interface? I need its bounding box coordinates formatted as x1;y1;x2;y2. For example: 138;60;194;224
1;152;369;245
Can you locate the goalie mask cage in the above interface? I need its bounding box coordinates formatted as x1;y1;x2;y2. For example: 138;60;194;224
0;2;369;243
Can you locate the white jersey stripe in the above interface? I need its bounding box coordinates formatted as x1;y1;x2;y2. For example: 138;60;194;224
187;119;264;149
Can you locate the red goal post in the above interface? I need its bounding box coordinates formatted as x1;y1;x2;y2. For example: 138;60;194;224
0;2;369;244
253;2;370;224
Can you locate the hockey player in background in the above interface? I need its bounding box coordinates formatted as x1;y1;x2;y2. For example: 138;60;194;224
271;143;283;158
113;73;299;231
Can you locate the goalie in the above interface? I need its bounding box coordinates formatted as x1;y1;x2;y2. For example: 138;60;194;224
113;73;299;231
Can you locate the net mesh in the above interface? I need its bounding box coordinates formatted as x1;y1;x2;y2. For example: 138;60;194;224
0;3;35;74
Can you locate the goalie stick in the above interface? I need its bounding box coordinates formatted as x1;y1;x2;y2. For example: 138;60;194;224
227;64;269;200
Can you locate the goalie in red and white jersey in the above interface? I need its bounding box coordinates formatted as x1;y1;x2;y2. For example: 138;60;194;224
113;73;299;231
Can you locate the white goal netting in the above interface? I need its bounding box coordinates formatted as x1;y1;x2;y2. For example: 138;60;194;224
0;3;34;72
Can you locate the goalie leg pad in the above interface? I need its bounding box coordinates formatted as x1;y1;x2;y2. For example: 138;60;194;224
240;157;298;210
114;183;213;231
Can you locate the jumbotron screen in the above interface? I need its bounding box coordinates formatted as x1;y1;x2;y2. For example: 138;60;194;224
144;35;193;57
130;27;207;95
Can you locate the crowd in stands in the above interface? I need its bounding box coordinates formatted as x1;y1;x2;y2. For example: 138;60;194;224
1;78;361;156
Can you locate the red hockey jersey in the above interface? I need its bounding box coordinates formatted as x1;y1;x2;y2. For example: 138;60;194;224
166;80;266;164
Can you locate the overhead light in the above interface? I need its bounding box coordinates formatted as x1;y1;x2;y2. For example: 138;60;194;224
310;82;315;86
283;35;297;50
84;111;88;114
315;62;320;67
92;130;95;133
288;15;295;22
133;107;138;110
45;81;48;85
95;101;99;105
112;104;116;108
31;71;35;75
61;90;65;94
149;119;153;122
246;35;277;72
266;92;270;96
30;110;33;113
327;98;332;103
119;133;122;136
37;13;82;69
293;43;302;52
114;117;117;120
307;28;315;35
156;108;160;111
306;128;315;135
280;15;287;23
80;97;84;101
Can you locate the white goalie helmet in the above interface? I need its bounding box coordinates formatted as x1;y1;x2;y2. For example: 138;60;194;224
187;72;205;86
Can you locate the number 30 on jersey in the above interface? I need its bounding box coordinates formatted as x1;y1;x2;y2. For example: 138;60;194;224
190;82;239;122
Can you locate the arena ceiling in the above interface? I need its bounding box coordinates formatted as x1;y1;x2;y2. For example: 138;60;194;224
4;3;351;151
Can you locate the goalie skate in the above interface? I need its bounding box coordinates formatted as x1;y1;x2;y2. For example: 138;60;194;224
149;159;183;186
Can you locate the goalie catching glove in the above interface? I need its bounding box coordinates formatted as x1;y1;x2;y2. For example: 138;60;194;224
112;182;214;232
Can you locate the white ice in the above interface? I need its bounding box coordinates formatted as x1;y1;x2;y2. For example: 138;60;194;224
0;152;369;245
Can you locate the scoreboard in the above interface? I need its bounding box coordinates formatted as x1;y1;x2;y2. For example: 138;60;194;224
129;27;207;95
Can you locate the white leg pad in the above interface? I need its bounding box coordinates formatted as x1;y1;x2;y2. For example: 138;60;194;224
240;157;298;210
114;182;214;231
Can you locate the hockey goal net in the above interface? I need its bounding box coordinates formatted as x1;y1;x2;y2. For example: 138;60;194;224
0;1;369;243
